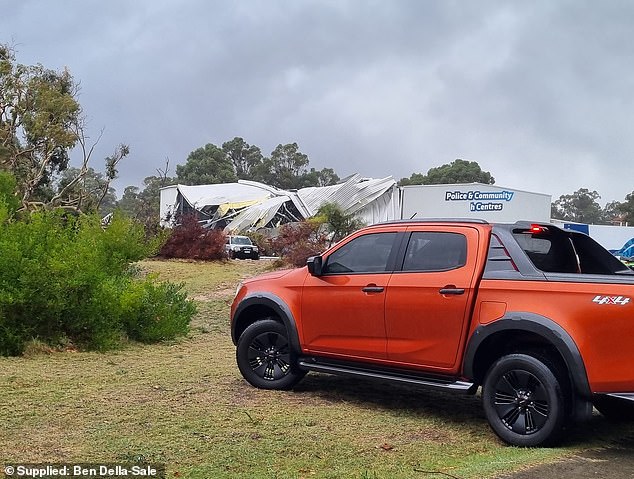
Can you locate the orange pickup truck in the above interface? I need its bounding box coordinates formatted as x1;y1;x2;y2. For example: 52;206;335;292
230;220;634;446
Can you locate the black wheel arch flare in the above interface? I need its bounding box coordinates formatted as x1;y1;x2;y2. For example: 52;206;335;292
462;312;592;399
231;293;302;354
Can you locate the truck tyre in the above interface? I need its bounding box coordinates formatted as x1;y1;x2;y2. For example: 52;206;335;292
236;319;305;390
593;395;634;421
482;354;566;447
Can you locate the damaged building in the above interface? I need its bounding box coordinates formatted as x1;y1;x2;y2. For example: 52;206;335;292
159;174;400;233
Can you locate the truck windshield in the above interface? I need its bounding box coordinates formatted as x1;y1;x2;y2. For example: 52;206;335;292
232;237;252;245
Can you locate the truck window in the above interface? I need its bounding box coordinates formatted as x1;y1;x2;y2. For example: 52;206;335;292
324;232;397;274
402;232;467;272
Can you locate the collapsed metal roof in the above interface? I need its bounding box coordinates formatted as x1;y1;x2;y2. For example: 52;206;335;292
159;175;399;232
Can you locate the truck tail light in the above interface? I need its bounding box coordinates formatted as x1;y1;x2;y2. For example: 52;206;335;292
530;224;549;234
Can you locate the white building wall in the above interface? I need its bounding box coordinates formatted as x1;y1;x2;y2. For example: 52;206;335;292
159;185;179;227
588;225;634;251
400;183;552;223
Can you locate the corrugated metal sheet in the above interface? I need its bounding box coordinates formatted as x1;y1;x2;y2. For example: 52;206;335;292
226;196;290;232
159;175;399;232
296;175;397;214
176;182;272;207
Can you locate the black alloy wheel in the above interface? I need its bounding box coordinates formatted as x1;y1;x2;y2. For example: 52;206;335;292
482;354;566;447
236;319;305;390
493;369;550;433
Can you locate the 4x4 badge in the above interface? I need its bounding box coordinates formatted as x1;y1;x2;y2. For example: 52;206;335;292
592;295;630;305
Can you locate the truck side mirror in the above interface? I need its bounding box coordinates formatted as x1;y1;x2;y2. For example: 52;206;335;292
307;255;323;276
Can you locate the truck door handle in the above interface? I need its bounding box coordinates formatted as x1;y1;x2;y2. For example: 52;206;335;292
439;287;465;295
362;285;384;293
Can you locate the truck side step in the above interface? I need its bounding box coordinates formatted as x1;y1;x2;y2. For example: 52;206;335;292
298;358;475;393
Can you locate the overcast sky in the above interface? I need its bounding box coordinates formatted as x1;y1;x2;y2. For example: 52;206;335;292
3;1;634;203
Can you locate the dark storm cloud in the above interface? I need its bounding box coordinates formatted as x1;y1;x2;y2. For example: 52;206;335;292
2;1;634;202
420;1;634;200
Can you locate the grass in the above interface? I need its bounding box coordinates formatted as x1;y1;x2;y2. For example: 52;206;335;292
1;258;633;478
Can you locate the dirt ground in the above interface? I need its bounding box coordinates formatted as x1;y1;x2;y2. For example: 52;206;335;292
499;436;634;479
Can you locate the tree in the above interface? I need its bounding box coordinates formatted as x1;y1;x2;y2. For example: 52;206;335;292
315;202;364;244
301;167;340;187
176;143;237;185
0;44;128;213
117;185;141;217
602;200;625;225
221;137;263;180
551;188;603;224
398;159;495;186
52;143;128;216
55;166;116;215
118;175;175;233
178;139;339;190
254;142;309;190
0;44;81;206
398;172;426;186
618;192;634;226
0;171;20;222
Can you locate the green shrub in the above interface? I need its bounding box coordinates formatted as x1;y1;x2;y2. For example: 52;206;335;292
121;277;196;343
0;210;195;356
